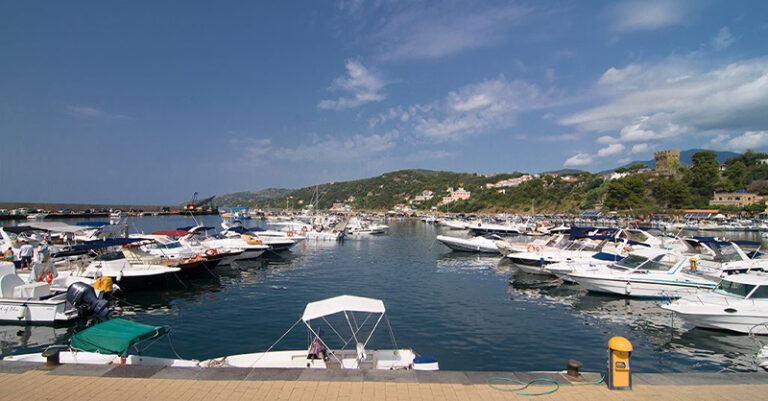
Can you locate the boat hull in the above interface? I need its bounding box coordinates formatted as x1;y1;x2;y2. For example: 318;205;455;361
569;275;715;298
0;297;79;324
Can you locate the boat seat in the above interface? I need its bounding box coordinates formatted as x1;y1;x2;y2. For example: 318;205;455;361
0;274;24;298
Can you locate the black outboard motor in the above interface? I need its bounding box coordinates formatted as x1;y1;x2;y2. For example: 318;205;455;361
66;282;110;319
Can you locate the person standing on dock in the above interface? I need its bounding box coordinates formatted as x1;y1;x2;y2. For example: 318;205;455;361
19;241;33;269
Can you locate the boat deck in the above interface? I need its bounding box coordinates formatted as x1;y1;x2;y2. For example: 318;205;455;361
1;361;766;400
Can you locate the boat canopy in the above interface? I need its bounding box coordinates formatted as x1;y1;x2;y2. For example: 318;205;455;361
71;238;145;250
70;318;169;356
76;221;110;227
1;226;46;234
152;230;193;237
20;221;88;233
302;295;385;322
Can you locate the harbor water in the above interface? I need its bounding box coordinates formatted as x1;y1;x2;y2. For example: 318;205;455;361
0;216;763;372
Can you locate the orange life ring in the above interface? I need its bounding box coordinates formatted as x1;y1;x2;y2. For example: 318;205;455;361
204;248;218;257
287;231;294;237
526;244;536;252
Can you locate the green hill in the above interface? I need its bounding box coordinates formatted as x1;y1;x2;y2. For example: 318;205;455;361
217;150;768;214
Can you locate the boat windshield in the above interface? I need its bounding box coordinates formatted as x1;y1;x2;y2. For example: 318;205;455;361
626;230;649;243
714;280;755;298
712;244;743;263
750;286;768;299
614;254;648;269
95;251;125;261
639;255;675;272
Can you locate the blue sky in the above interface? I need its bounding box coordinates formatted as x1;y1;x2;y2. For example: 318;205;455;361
2;1;768;204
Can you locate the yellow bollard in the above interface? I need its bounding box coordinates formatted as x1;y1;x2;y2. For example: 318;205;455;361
607;336;632;390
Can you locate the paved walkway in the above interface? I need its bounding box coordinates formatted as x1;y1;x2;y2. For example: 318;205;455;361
1;363;766;401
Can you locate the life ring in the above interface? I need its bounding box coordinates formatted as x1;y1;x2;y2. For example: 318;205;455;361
526;244;536;252
204;248;218;257
287;230;295;237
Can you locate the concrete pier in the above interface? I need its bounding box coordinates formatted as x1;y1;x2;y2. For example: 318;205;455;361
0;361;765;400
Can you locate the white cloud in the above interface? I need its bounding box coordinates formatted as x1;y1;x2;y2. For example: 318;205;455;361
564;153;593;167
318;59;387;110
708;131;768;152
597;143;626;157
67;105;130;120
404;150;455;161
610;0;686;32
631;143;650;154
411;76;554;141
712;27;734;51
597;135;617;144
371;4;529;60
561;57;768;145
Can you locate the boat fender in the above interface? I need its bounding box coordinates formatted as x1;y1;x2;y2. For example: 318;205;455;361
116;272;123;282
17;305;28;320
624;282;631;295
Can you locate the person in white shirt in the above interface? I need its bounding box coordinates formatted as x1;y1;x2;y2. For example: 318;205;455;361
19;241;34;269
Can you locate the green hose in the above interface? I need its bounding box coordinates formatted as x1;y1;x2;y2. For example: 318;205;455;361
486;373;606;396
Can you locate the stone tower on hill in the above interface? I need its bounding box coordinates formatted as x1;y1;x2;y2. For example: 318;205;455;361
654;149;680;175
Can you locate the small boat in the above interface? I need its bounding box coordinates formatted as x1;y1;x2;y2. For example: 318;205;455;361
436;234;500;253
663;273;768;334
568;249;718;298
4;318;197;366
201;295;427;370
0;262;108;324
26;213;48;220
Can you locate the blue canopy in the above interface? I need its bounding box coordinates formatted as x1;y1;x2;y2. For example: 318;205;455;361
230;206;249;211
76;222;109;227
72;238;146;251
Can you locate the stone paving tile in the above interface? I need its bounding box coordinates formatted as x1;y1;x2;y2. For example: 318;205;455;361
102;364;165;378
364;369;418;383
415;370;470;384
298;367;364;382
0;360;42;374
150;366;204;379
244;368;303;381
195;367;252;381
44;363;116;377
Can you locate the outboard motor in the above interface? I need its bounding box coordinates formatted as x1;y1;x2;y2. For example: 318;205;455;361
66;282;110;319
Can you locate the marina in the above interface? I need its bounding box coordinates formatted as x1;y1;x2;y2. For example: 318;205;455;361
2;214;768;376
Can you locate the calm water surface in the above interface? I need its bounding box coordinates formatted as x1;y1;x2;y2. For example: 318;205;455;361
0;216;764;372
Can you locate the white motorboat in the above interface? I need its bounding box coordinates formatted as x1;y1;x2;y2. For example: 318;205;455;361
345;218;389;237
436;235;500;253
663;274;768;334
26;213;48;220
466;221;522;236
63;248;182;290
0;262;108;324
568;249;718;298
201;295;424;370
4;318;198;366
439;219;469;230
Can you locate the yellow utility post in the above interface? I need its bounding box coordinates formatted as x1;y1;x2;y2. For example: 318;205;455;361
607;336;632;390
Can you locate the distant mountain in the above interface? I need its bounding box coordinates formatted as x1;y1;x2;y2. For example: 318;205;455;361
599;149;741;174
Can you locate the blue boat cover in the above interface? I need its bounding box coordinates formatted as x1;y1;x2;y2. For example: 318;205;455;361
76;222;109;227
72;238;146;250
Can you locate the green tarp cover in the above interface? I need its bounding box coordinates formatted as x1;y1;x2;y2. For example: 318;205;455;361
70;318;169;356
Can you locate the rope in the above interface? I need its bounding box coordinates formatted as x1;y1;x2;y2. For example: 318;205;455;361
486;373;605;396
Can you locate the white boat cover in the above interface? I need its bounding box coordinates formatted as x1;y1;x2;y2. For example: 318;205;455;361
302;295;385;322
18;222;88;233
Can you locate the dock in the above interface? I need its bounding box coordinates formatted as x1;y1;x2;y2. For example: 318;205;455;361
1;362;765;400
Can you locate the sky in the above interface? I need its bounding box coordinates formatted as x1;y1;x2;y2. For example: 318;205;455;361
2;0;768;204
